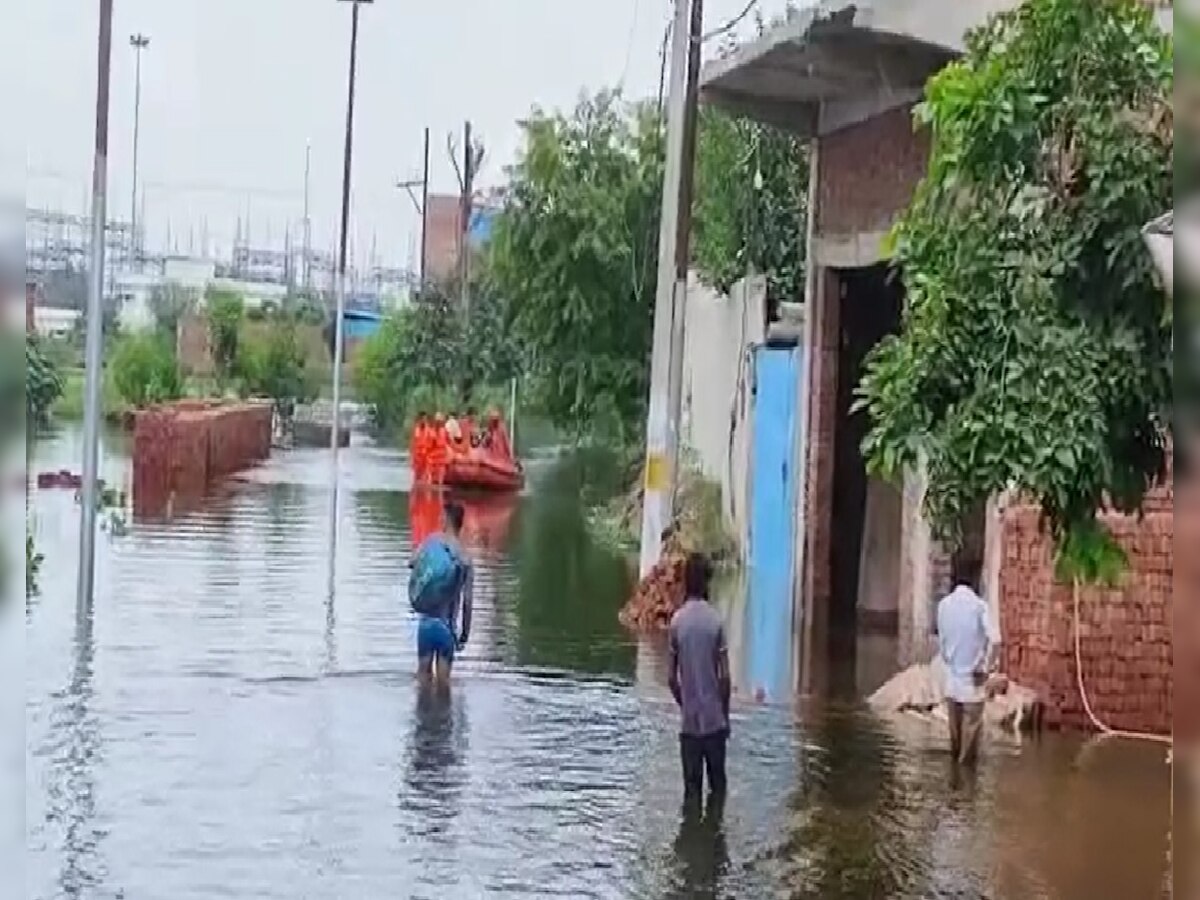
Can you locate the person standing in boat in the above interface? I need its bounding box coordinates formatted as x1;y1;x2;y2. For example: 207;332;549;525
411;411;431;484
483;409;514;461
428;413;450;486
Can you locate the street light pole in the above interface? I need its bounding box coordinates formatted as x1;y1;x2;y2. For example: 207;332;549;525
129;32;150;260
327;0;370;597
77;0;115;612
303;140;312;294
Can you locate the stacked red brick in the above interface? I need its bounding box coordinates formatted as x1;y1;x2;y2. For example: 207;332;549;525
133;400;272;515
999;487;1173;734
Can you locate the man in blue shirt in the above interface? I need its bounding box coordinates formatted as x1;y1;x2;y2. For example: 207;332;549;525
415;502;474;683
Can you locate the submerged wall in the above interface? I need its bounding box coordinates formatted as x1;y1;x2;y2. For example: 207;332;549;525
133;400;272;517
999;490;1173;734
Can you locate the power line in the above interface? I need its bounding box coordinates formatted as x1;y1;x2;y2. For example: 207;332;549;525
702;0;757;42
618;0;642;87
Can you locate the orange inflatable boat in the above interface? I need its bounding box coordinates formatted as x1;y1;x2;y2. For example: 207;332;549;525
445;448;524;492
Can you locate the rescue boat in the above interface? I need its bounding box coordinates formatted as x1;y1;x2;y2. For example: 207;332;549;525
444;447;524;492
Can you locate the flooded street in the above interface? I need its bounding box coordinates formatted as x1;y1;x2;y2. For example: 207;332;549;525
25;427;1170;900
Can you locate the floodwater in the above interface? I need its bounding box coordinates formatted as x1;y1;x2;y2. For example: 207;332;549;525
23;426;1171;900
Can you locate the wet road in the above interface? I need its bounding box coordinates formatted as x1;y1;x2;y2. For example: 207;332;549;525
24;427;1171;899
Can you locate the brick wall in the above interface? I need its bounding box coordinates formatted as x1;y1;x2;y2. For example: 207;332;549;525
424;194;463;286
802;269;840;643
1000;492;1173;734
816;105;930;239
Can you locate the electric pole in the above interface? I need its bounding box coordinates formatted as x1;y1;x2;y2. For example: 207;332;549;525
129;32;150;260
420;127;430;288
459;120;473;319
637;0;702;578
78;0;115;611
328;0;371;598
303;140;312;294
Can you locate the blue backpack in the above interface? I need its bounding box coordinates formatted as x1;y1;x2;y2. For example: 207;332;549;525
408;535;462;616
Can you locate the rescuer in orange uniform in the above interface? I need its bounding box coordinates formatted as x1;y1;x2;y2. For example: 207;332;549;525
484;409;513;461
411;412;431;483
428;412;450;485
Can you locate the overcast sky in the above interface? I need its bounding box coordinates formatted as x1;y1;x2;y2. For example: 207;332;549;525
7;0;790;270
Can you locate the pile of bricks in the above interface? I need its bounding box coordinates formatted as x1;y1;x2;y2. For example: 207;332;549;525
133;400;272;517
999;487;1173;734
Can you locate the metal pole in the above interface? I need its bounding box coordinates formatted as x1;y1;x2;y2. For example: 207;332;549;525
303;140;312;294
508;376;518;455
328;0;364;597
78;0;114;612
665;0;703;511
420;126;430;288
637;0;691;578
460;120;473;318
129;33;149;260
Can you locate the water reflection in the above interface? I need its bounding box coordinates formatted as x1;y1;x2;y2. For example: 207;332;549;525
400;682;469;842
666;794;730;900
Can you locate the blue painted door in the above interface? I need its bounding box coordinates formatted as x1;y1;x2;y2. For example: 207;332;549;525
746;344;801;701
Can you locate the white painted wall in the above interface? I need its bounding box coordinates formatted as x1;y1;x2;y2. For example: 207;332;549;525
680;273;767;558
32;306;80;339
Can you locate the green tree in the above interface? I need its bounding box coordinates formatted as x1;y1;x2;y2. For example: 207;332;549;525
205;288;244;385
856;0;1172;580
488;90;662;439
694;14;808;305
25;336;64;427
352;283;513;433
110;333;184;408
237;318;318;418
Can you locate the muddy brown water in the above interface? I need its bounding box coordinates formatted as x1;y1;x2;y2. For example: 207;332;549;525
22;426;1170;899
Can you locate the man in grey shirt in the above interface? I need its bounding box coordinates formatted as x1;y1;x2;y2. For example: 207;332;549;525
668;553;732;800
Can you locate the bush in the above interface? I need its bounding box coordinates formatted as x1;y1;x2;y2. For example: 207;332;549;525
236;320;318;414
110;333;184;408
26;336;64;427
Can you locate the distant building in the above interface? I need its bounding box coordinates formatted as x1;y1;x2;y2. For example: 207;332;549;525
423;194;464;286
33;306;81;339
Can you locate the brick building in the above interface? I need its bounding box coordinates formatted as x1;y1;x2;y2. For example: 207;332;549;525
423;194;464;287
701;0;1173;729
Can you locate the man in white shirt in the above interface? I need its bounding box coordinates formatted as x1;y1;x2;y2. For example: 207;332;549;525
936;557;1000;766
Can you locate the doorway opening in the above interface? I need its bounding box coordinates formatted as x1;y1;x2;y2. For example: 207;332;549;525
828;264;904;651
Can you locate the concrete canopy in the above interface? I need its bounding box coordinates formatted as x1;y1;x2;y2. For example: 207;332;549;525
700;0;1173;138
699;0;1019;137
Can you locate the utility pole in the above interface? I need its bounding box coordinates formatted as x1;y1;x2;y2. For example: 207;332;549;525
459;120;473;319
420;126;430;287
129;33;150;261
303;140;312;294
396;127;431;289
328;0;370;598
637;0;702;578
78;0;115;612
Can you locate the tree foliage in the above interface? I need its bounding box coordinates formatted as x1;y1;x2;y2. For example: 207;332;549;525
237;318;318;417
856;0;1173;579
25;336;63;427
352;284;515;433
694;13;808;305
110;332;184;408
488;91;662;438
205;288;244;383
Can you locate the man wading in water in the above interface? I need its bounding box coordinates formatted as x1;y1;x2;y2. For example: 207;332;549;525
668;553;732;800
410;502;474;683
936;556;999;766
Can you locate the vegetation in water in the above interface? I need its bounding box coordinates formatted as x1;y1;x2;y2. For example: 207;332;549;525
236;317;319;421
110;332;185;409
855;0;1172;583
205;288;244;387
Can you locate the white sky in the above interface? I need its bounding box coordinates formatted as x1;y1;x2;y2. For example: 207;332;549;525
6;0;791;269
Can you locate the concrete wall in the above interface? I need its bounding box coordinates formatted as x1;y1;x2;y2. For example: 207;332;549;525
680;274;767;556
